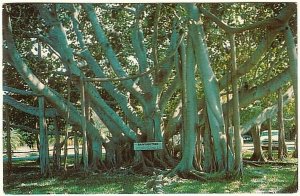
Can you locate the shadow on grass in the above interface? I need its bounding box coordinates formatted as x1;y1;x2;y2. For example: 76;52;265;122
3;158;298;194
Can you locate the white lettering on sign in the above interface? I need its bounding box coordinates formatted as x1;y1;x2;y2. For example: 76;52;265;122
134;142;163;151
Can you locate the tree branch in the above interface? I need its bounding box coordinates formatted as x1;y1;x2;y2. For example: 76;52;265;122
82;3;143;100
31;4;137;140
219;26;280;91
152;4;161;75
82;32;185;83
131;4;152;92
159;75;180;112
3;8;104;142
68;4;144;129
199;3;296;33
3;95;57;118
284;24;298;97
241;86;294;134
3;85;39;96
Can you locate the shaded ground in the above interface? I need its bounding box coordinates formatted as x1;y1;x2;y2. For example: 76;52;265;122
2;157;298;194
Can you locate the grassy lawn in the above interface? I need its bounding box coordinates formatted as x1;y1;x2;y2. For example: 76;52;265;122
163;164;297;193
3;155;298;194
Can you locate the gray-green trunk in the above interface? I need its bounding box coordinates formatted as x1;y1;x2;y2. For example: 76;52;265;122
38;96;50;176
277;88;288;159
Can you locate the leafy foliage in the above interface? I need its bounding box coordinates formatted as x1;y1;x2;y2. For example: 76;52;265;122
3;128;24;150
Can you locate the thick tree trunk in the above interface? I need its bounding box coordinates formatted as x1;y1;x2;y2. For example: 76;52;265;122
104;140;117;169
170;31;198;176
229;34;243;176
59;5;181;153
89;137;102;170
284;26;298;158
284;25;297;115
35;128;40;154
250;125;266;162
186;4;233;172
179;33;197;171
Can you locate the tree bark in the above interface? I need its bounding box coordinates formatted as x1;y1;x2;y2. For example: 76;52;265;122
53;117;61;170
5;105;12;174
203;106;215;173
63;126;69;171
277;88;288;160
194;127;202;171
284;25;298;158
80;77;88;172
293;132;298;158
186;4;232;172
170;30;198;175
267;119;274;160
74;128;80;169
250;125;266;162
229;33;243;176
38;96;50;176
3;95;57;118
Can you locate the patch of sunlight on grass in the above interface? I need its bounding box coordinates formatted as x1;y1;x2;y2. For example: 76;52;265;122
164;181;200;193
163;163;297;194
4;158;297;194
226;180;242;192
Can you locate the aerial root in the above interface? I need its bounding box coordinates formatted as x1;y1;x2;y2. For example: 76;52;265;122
250;153;267;162
166;165;207;181
178;170;208;181
243;160;297;166
144;156;155;167
89;160;103;173
132;161;154;175
153;156;168;169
